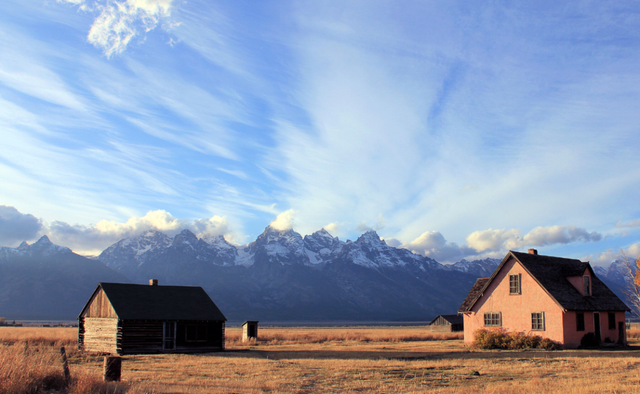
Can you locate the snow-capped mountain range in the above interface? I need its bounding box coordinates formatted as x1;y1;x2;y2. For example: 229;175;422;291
0;235;71;260
97;226;486;274
1;226;632;321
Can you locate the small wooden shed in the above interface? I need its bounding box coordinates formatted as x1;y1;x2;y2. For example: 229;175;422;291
78;280;227;355
242;321;259;342
428;314;464;332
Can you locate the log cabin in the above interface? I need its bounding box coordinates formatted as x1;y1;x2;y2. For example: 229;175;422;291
459;249;629;348
78;280;226;355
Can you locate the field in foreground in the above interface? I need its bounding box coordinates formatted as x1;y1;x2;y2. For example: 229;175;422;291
2;326;640;393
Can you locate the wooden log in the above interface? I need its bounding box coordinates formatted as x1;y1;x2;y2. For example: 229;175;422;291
103;356;121;381
60;346;71;384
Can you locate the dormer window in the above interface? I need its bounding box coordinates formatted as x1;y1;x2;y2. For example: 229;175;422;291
583;275;591;296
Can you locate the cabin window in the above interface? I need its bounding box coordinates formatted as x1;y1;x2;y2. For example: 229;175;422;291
583;276;591;296
531;312;545;331
484;312;502;327
608;313;616;330
186;324;208;342
509;274;521;294
576;312;585;331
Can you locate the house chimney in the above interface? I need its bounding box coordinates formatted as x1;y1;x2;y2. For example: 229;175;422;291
528;249;538;255
149;279;159;286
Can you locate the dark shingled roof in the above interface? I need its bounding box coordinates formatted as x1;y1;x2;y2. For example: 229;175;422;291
459;251;629;313
80;283;227;321
428;314;463;326
458;278;489;313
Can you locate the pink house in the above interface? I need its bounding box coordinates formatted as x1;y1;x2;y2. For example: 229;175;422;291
459;249;629;348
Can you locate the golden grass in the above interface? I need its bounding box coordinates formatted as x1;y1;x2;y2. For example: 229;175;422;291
225;326;463;345
3;326;640;393
0;326;77;346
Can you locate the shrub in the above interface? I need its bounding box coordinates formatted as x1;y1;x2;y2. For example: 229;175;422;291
473;328;559;350
580;333;599;348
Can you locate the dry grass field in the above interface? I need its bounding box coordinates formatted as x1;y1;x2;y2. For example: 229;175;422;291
3;326;640;393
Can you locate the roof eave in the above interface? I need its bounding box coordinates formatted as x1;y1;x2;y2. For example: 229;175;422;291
461;251;515;312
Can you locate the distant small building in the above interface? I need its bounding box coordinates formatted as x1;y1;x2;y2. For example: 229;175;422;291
78;280;227;355
428;314;463;332
459;249;629;348
242;320;259;342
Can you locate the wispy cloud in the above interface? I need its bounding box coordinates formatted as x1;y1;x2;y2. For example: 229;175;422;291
616;219;640;229
61;0;176;57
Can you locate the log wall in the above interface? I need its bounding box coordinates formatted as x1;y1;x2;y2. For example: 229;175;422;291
82;317;119;354
175;321;225;352
120;320;164;354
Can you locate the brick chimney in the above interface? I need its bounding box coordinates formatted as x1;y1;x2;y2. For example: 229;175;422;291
528;249;538;255
149;279;159;286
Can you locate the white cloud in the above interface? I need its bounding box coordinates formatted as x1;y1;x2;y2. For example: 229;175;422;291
396;225;604;264
587;243;640;266
465;225;603;254
523;225;601;246
63;0;175;57
616;219;640;229
0;206;43;246
46;210;235;255
465;229;523;253
323;222;341;235
269;209;296;231
398;231;477;263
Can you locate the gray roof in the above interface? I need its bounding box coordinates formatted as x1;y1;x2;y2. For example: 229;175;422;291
458;278;489;313
80;283;227;321
459;251;629;313
428;314;463;325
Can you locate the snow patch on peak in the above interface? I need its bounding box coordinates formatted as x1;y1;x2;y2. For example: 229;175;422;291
356;231;384;245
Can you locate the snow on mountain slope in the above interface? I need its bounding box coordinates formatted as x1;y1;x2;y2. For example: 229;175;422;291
0;236;71;260
445;258;501;278
98;230;172;270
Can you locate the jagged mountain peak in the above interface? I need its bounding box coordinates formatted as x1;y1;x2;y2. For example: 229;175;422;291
202;234;234;249
28;235;71;255
33;235;52;245
18;241;30;250
313;228;333;237
171;229;198;248
357;230;381;241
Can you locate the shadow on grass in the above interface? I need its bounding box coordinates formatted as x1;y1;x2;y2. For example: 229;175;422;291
222;345;640;361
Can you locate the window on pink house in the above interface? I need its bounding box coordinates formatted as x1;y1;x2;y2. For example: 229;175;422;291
576;312;585;331
509;274;521;294
531;312;545;330
484;312;502;327
583;276;591;296
608;312;616;330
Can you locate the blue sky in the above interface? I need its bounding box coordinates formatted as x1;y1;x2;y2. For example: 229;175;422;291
1;0;639;264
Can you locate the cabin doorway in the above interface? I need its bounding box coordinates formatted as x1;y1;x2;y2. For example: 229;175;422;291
594;313;601;344
163;321;176;350
618;321;626;345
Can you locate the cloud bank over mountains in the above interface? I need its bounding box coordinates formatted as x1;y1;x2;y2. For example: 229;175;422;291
1;205;634;265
